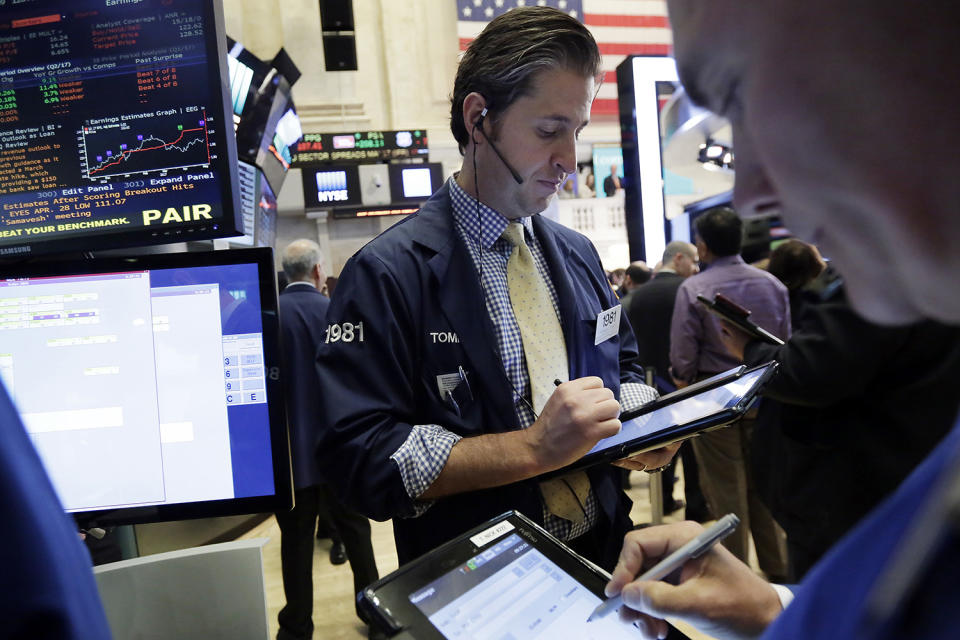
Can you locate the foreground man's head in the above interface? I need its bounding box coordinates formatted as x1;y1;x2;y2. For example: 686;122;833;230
667;0;960;324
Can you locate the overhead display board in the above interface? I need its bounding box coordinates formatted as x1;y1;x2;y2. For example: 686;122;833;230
291;130;428;166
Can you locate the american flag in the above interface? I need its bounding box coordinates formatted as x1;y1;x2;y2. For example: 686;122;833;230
456;0;673;117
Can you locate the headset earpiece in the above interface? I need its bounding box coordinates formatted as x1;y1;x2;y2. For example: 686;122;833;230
472;107;488;144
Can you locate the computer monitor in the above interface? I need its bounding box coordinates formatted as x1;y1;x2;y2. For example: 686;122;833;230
260;103;303;194
301;165;362;209
226;38;272;127
0;248;291;525
387;163;444;203
0;0;244;258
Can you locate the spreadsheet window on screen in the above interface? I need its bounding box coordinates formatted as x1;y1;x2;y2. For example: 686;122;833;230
0;263;271;513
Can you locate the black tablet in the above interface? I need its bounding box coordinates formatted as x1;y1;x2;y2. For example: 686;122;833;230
541;361;778;479
696;293;786;346
358;511;689;639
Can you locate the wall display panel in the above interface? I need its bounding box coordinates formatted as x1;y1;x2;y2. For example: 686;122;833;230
301;164;362;209
358;164;391;206
0;0;242;258
292;130;429;166
0;248;290;525
387;162;444;203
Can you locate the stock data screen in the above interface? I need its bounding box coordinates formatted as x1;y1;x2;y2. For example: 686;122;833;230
0;1;239;257
291;130;430;166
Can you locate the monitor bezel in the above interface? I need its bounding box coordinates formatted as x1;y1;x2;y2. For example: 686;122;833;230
0;247;291;527
386;162;444;203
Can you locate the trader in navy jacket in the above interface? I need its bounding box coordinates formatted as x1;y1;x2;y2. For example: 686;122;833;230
315;7;674;570
604;1;960;639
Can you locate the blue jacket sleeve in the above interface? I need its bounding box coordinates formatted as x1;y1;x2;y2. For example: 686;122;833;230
315;250;427;521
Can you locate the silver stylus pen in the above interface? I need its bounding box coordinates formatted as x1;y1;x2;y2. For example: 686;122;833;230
587;513;740;622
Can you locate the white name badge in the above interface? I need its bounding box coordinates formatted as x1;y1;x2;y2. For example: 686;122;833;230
469;520;515;548
594;304;621;345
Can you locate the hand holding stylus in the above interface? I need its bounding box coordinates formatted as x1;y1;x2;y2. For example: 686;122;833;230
602;517;785;640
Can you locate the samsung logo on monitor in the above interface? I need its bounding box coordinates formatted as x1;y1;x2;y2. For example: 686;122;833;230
315;170;349;202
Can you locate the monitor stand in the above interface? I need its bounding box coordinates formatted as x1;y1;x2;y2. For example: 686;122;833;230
93;538;269;639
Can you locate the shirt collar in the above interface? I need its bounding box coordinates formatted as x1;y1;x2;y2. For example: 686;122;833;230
706;254;744;269
449;175;534;249
285;280;316;289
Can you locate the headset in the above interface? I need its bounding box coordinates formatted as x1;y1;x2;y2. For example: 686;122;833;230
473;107;524;185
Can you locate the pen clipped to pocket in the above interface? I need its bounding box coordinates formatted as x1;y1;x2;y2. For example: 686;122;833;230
437;365;473;416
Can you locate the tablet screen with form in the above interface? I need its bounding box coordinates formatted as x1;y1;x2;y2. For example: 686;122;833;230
408;531;638;639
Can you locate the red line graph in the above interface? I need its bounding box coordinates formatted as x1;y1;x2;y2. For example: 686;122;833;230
90;126;206;174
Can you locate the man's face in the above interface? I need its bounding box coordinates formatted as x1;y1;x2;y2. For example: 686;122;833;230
667;0;960;324
675;250;700;277
477;68;594;219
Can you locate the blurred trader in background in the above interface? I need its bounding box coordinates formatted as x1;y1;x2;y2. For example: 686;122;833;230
626;240;707;521
669;207;790;578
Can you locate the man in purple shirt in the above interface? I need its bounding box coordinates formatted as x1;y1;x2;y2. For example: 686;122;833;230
669;206;790;579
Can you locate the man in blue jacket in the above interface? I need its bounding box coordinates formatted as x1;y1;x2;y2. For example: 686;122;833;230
605;1;960;638
315;7;674;570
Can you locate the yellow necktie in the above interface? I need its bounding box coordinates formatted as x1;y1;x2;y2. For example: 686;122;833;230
503;222;590;525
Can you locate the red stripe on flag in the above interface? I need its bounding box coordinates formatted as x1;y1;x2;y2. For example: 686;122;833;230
459;37;472;50
584;14;670;29
599;42;672;56
591;98;620;116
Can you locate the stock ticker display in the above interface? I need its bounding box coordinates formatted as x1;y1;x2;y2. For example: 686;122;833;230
291;130;429;166
0;1;238;256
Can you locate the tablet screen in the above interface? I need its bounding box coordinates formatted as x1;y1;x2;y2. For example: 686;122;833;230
587;365;768;456
408;532;639;639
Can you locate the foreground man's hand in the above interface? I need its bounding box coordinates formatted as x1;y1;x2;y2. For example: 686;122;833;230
605;521;784;640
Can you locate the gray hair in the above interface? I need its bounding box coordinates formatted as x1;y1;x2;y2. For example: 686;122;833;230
450;6;602;152
661;240;697;265
281;239;323;283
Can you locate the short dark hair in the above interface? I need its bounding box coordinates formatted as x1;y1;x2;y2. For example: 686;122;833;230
450;7;602;152
625;263;651;285
694;207;743;257
767;239;824;291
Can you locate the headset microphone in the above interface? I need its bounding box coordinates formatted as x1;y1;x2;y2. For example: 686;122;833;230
474;107;524;185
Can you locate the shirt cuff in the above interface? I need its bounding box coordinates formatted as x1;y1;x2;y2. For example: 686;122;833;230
619;381;660;413
770;583;795;611
389;424;462;517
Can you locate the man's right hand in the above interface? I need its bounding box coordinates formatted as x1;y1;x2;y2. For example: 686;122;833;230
606;521;784;640
524;376;621;472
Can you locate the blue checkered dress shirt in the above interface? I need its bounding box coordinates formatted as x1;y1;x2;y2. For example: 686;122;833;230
390;177;657;540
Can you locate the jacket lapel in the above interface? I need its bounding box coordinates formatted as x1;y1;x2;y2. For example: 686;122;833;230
414;187;518;427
